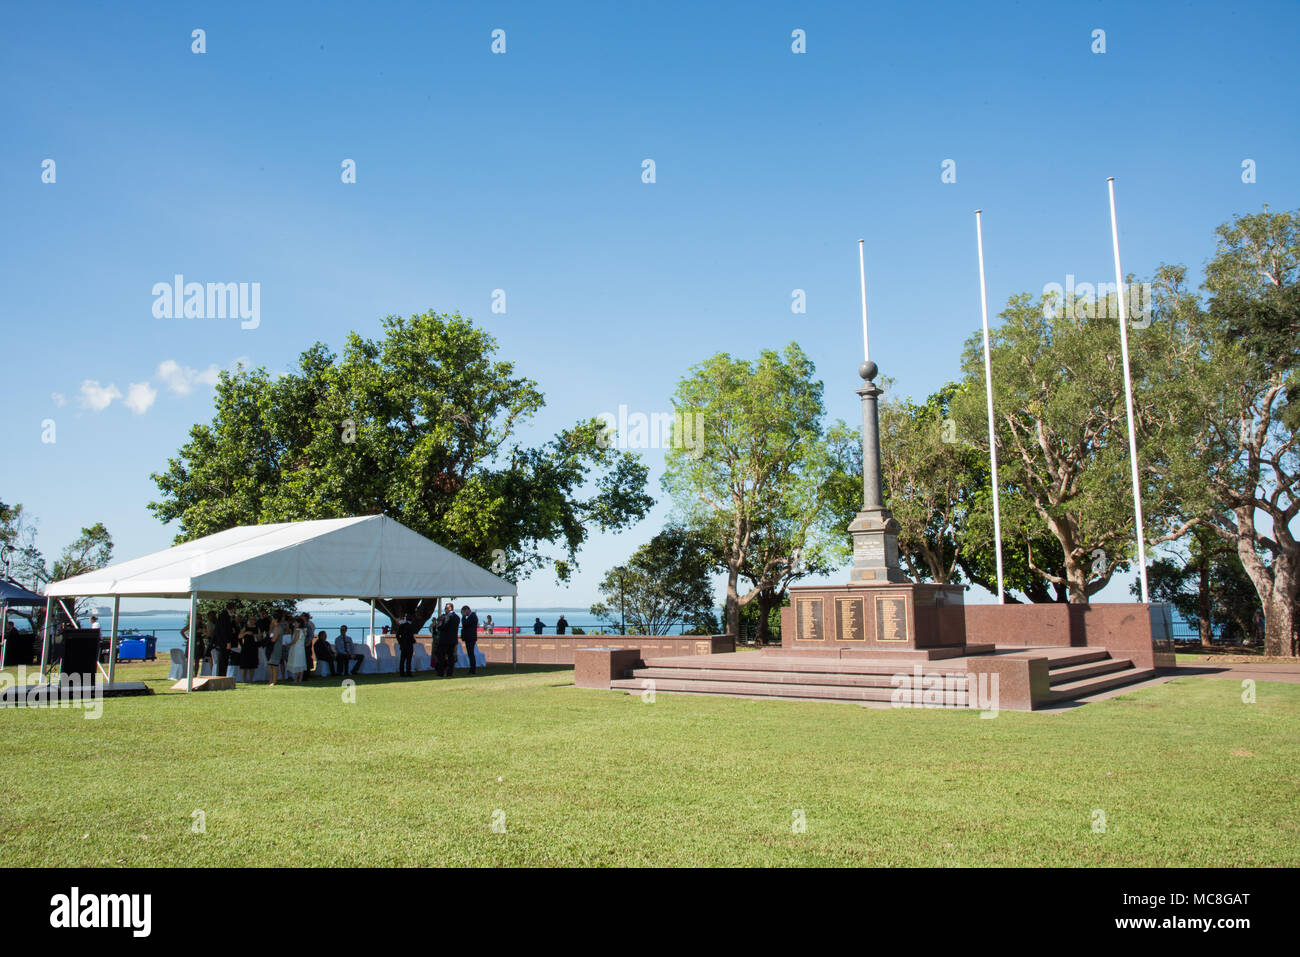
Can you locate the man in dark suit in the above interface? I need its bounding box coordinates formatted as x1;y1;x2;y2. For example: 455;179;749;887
396;614;415;676
435;603;460;677
459;605;479;675
212;602;235;676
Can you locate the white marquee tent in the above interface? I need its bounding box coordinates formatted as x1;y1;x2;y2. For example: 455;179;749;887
43;515;518;690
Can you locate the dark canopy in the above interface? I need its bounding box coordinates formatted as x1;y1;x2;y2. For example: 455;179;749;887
0;578;44;606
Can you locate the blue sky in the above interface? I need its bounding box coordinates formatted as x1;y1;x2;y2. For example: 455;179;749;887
3;1;1297;610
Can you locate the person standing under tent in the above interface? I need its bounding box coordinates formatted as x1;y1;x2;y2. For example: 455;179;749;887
435;603;460;677
212;602;234;678
180;614;206;676
285;614;307;682
396;614;415;677
300;611;316;678
264;614;284;685
238;617;259;683
460;605;479;676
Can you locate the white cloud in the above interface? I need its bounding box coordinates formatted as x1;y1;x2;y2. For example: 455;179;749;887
79;380;122;412
156;359;221;395
50;392;66;407
124;381;158;415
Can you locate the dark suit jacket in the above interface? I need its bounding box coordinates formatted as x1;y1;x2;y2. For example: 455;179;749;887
396;621;415;646
214;610;234;648
436;613;460;645
461;612;478;641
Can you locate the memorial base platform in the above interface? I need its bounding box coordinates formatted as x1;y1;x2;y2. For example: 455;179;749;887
594;645;1164;711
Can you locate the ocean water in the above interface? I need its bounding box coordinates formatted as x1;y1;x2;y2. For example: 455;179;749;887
78;607;686;654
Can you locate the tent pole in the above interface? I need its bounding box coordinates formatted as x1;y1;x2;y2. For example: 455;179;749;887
39;595;52;680
186;591;197;692
511;595;517;671
0;602;8;673
369;599;376;652
107;595;120;684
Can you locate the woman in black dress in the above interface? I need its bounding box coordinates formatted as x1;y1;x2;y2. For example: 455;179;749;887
238;617;260;683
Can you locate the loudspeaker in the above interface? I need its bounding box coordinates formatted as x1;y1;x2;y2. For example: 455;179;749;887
60;629;100;679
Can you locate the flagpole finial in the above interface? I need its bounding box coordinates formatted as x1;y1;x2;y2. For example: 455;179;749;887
1107;176;1115;182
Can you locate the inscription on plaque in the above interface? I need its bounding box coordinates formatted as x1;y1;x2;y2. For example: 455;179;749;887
797;598;824;641
874;596;909;642
836;597;866;641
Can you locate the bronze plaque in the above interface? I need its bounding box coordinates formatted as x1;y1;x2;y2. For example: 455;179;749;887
835;597;866;641
874;596;908;642
796;597;824;640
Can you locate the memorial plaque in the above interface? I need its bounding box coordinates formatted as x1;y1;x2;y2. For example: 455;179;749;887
836;596;866;641
874;595;908;642
796;597;824;640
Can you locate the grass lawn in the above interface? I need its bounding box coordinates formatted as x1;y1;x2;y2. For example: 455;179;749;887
1;662;1297;866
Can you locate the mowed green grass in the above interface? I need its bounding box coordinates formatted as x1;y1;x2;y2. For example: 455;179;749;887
1;662;1296;866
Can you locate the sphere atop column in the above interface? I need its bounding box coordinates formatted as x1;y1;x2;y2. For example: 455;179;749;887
858;360;879;381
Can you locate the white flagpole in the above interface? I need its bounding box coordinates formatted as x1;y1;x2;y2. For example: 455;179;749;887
974;210;1005;603
1107;177;1150;604
858;239;870;362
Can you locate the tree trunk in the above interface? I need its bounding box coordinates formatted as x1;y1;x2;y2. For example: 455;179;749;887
754;589;777;645
1197;554;1213;646
725;564;741;640
1231;508;1299;658
1264;591;1296;658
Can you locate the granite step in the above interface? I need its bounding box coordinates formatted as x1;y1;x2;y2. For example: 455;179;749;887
1037;649;1114;669
639;655;972;677
1047;657;1134;685
629;667;906;689
609;675;970;705
1047;666;1156;702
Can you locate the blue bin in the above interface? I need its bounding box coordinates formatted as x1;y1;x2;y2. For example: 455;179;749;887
117;637;148;660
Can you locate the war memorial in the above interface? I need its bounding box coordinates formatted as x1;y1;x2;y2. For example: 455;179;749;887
576;249;1175;711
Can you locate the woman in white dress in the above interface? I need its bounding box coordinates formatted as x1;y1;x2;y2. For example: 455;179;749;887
285;614;308;682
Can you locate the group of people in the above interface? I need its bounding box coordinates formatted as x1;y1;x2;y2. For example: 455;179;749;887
182;604;364;685
531;615;568;634
393;602;480;678
183;602;486;683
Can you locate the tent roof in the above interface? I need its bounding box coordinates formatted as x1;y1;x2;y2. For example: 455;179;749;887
44;515;517;600
0;578;44;606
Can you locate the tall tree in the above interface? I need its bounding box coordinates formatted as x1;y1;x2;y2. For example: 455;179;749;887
950;289;1194;602
661;343;851;638
735;421;858;644
150;311;653;632
1159;209;1300;655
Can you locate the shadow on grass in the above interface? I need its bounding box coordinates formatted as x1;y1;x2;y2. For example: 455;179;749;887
147;663;575;695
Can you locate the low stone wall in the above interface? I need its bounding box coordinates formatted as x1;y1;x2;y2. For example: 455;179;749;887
477;634;733;665
964;602;1174;668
